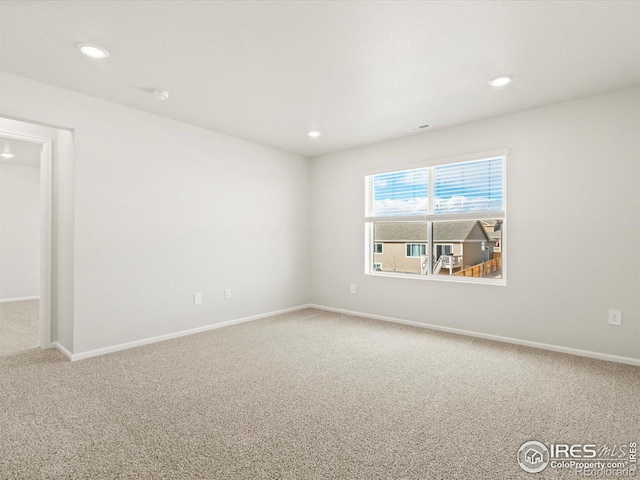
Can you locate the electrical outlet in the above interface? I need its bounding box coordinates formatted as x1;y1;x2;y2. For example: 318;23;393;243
224;288;231;299
608;309;621;326
350;283;356;294
194;293;202;306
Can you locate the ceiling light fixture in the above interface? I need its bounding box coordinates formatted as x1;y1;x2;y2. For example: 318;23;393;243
153;89;170;101
0;153;15;159
307;130;322;138
489;75;512;87
77;43;110;59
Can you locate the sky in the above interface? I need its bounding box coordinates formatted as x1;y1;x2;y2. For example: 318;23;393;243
372;157;503;215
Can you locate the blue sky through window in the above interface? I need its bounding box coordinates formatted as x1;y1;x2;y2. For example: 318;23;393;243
372;158;503;215
434;158;503;213
373;168;428;215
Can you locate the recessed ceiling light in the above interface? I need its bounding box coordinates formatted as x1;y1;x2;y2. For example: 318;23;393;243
77;43;110;59
489;75;512;87
153;89;169;101
0;153;15;159
307;130;322;138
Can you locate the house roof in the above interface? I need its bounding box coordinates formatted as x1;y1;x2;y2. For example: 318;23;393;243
374;220;489;243
487;230;502;240
374;222;427;242
433;220;483;242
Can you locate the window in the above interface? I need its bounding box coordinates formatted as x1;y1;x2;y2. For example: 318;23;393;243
365;153;506;283
406;243;427;257
435;244;453;260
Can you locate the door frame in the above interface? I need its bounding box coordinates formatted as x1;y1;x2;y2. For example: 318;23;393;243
0;130;53;349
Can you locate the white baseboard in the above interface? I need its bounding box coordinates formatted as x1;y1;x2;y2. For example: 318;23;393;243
0;296;40;303
52;341;73;360
308;304;640;367
69;304;313;362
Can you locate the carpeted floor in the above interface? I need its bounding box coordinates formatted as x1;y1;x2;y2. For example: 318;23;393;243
1;302;638;479
0;299;39;355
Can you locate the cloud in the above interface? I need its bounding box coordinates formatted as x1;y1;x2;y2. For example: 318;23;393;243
434;195;501;213
372;195;501;216
374;197;428;215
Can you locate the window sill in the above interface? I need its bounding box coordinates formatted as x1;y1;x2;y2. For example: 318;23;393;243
365;271;506;286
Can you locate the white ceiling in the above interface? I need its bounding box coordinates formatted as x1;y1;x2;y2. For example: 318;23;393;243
1;1;638;157
0;138;41;169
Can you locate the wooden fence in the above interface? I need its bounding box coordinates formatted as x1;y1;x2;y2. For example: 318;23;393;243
453;257;502;278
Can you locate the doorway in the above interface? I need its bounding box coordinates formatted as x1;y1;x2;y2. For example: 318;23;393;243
0;137;43;353
0;130;52;352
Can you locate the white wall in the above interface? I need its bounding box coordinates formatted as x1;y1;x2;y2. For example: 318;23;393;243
0;72;310;354
0;163;40;300
310;87;640;360
2;70;637;362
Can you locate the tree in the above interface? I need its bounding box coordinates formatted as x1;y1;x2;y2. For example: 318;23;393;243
388;256;404;272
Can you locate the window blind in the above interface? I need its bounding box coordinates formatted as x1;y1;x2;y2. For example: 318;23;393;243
365;167;429;217
366;157;503;219
433;158;503;214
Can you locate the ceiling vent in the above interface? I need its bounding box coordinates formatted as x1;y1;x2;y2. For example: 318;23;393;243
407;124;431;132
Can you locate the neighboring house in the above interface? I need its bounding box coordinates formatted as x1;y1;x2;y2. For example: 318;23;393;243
481;219;502;256
373;222;428;274
373;220;493;275
432;220;493;274
480;219;498;232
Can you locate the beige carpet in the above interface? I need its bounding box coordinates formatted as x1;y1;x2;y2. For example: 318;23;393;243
1;303;638;479
0;299;39;355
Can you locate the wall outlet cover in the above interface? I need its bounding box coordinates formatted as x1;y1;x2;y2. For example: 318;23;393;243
607;309;621;326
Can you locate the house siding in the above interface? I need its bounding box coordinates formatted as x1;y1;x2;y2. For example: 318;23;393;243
374;243;423;274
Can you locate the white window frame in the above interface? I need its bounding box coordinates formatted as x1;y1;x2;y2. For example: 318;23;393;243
374;243;383;254
363;149;507;286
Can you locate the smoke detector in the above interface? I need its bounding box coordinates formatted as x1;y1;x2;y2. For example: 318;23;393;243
407;124;431;133
153;89;169;101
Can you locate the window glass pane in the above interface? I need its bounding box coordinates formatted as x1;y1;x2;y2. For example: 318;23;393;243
373;222;428;275
369;168;428;216
407;244;426;257
366;156;506;283
432;219;503;279
434;158;503;214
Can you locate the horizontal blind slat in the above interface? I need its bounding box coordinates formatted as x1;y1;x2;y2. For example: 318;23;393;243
434;157;503;215
366;166;429;217
365;157;504;218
